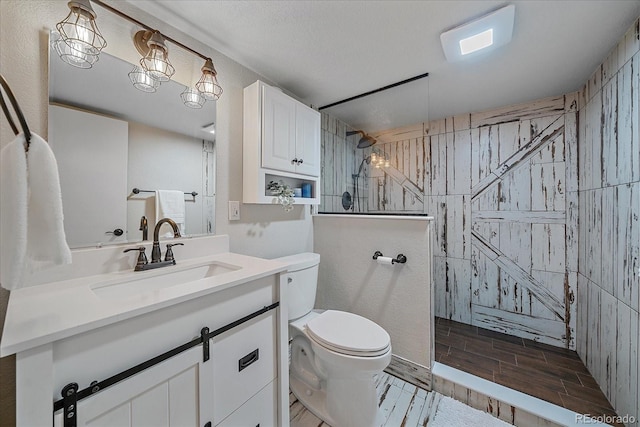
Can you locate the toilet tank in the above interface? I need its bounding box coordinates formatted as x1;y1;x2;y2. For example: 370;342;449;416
274;253;320;321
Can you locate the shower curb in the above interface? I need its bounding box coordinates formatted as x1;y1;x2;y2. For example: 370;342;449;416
432;362;610;427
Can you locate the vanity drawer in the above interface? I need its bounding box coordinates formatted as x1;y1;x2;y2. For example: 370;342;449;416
212;310;277;424
216;380;277;427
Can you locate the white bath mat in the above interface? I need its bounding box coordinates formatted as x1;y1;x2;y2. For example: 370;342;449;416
429;396;511;427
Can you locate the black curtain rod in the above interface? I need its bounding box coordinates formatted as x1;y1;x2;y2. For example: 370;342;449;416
318;72;429;111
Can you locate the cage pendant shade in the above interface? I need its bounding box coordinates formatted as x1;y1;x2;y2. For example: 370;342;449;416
128;66;160;93
140;31;175;82
53;37;99;69
195;59;223;101
181;88;206;109
55;0;107;68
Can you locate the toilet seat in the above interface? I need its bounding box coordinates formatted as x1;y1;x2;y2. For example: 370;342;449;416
305;310;390;357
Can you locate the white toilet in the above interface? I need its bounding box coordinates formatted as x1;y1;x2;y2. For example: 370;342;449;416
276;253;391;427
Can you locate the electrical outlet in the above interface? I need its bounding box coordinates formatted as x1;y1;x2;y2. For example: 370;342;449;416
228;201;240;221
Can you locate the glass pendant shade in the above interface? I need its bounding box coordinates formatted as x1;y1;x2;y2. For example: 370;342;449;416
128;66;160;93
181;88;206;109
140;31;175;82
195;59;223;101
55;0;106;68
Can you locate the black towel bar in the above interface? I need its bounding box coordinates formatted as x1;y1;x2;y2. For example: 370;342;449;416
132;188;198;197
0;73;32;150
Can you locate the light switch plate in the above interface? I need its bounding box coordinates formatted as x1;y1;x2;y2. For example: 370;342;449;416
228;201;240;221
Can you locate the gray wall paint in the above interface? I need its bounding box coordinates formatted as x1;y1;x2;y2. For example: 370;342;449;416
577;18;640;424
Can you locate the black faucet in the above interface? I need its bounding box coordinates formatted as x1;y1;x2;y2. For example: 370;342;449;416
124;218;183;272
151;218;181;263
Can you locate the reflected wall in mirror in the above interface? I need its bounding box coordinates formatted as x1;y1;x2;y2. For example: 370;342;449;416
48;35;217;249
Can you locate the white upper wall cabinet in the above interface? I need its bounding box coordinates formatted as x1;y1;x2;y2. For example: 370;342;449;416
260;84;320;176
243;80;321;205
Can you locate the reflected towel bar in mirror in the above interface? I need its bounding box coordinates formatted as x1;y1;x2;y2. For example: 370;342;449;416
132;188;198;197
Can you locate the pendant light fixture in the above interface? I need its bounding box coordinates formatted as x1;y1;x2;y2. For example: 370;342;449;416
180;88;206;109
128;66;160;93
195;59;223;101
134;30;175;82
54;0;107;68
53;0;224;105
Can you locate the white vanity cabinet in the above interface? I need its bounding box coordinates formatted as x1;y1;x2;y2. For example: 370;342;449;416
243;80;321;205
53;345;207;427
11;269;288;427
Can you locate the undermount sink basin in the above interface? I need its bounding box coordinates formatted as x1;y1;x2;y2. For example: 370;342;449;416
91;261;241;301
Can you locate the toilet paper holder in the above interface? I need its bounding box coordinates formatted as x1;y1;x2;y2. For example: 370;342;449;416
373;251;407;264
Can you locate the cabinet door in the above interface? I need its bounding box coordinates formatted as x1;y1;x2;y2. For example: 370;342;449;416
294;103;321;177
262;85;296;173
54;346;213;427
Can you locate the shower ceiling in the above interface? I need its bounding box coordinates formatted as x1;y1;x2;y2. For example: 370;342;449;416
124;0;640;132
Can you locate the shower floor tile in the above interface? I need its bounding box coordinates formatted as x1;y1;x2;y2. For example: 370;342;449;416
435;317;622;426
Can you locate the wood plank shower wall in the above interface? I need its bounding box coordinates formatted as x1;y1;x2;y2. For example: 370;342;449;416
319;114;368;212
321;96;579;349
577;18;640;423
373;97;578;349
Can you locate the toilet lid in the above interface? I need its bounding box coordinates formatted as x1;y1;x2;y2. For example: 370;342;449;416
306;310;390;357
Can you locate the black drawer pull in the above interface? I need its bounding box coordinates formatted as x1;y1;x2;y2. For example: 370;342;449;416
238;348;259;372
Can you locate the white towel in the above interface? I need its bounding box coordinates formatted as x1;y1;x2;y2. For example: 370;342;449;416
155;190;185;237
0;133;72;290
0;134;29;290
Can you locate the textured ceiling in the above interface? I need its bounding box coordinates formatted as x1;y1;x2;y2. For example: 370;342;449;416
128;0;640;132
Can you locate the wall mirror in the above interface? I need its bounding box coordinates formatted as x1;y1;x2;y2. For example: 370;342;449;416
48;35;217;249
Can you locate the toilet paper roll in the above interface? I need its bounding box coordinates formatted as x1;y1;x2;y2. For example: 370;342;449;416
376;256;394;265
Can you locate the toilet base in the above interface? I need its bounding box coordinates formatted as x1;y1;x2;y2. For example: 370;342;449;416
290;371;384;427
290;375;335;426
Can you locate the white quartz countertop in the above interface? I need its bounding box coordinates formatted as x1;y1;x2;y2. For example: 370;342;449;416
1;252;288;356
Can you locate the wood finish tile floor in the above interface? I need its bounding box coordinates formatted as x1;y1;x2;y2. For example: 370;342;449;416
290;373;440;426
435;317;622;425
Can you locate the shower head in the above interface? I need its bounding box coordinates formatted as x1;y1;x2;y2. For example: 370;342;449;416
346;130;377;149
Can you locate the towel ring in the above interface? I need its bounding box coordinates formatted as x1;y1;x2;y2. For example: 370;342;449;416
0;74;32;150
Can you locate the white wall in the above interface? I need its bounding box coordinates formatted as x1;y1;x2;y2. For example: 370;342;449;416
313;215;432;367
0;1;313;423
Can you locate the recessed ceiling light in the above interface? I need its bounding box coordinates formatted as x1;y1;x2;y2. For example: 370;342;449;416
460;28;494;55
440;5;515;62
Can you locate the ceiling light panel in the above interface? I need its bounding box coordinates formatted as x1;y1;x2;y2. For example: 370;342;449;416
460;28;493;55
441;4;515;62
